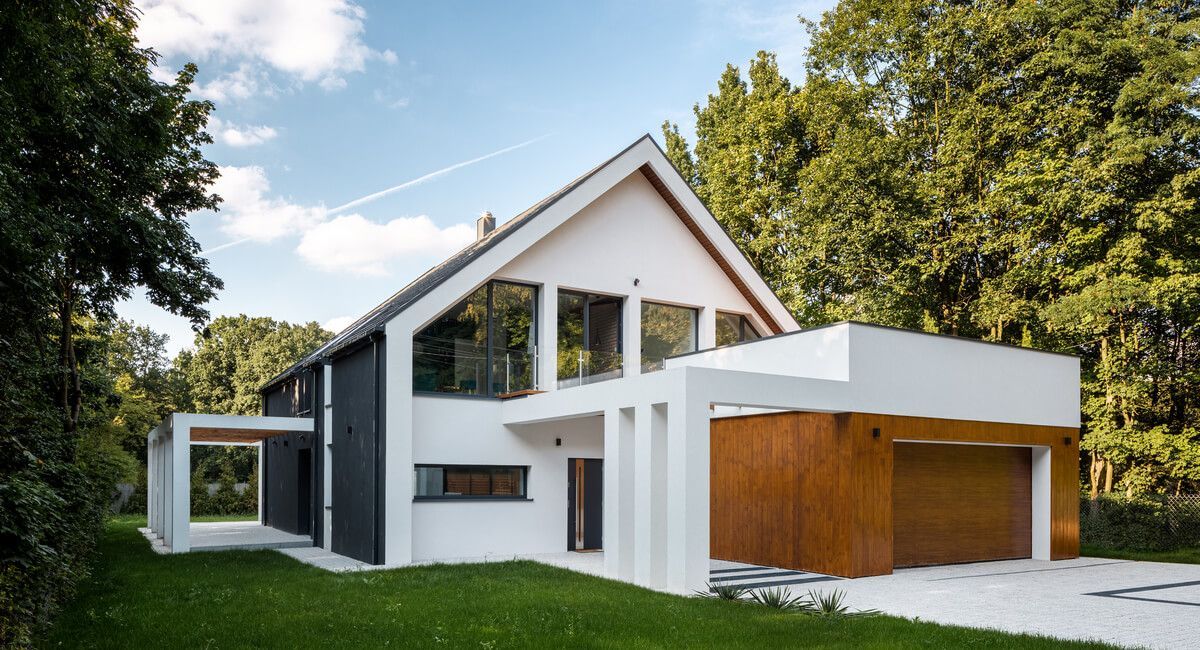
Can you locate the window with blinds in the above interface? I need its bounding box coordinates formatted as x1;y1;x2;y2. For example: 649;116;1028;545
413;465;528;499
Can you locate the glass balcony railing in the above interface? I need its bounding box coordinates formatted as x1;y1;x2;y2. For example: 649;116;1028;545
492;345;537;395
557;348;624;389
412;335;536;395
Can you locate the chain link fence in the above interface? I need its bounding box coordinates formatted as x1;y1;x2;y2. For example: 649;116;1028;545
1081;493;1200;551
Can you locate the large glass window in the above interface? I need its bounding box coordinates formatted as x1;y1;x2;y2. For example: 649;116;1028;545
558;291;623;388
641;301;698;372
413;281;536;395
716;311;761;347
413;465;528;499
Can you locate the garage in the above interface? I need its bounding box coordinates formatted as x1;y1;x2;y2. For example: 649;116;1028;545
892;442;1032;568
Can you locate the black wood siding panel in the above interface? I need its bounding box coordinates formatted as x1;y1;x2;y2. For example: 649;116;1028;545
262;430;313;534
331;339;384;564
262;369;318;538
312;366;324;548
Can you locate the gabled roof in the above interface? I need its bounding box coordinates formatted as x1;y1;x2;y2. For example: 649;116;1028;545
262;134;796;391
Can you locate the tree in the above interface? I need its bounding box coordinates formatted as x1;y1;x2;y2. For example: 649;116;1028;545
178;316;331;416
668;0;1200;496
0;1;221;642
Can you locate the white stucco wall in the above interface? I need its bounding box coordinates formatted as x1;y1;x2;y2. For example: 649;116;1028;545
846;324;1080;428
410;395;602;561
386;163;782;565
668;322;1080;428
666;323;850;382
496;172;765;341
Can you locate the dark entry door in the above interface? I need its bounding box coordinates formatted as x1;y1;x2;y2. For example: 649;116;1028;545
567;458;603;551
296;449;312;535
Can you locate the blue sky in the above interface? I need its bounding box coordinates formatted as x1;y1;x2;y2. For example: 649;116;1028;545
126;0;835;355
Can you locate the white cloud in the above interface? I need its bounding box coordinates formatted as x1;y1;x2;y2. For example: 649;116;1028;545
136;0;394;95
322;315;358;333
149;64;177;84
200;139;546;273
211;165;325;242
193;63;272;102
296;214;474;276
209;117;278;147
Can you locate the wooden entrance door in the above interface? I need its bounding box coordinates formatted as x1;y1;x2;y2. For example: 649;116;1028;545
567;458;603;551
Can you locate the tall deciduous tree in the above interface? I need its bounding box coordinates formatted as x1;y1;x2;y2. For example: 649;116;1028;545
178;316;331;416
0;1;221;642
668;0;1200;496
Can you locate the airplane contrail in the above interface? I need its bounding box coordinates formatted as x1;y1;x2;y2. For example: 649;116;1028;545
326;133;552;215
203;237;251;255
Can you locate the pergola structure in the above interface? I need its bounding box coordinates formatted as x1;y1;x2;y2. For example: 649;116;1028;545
146;413;314;553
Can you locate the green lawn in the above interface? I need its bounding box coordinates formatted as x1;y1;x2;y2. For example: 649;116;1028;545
1082;544;1200;565
191;513;259;523
46;517;1114;649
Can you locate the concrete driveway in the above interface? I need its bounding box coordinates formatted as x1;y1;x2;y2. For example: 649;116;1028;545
827;558;1200;649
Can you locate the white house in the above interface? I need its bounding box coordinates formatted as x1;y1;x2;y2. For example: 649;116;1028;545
147;135;1081;594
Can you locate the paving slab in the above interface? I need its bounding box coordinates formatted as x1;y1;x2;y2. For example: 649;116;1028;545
826;557;1200;649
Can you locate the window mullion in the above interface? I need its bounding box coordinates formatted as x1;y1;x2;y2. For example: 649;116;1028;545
486;282;494;395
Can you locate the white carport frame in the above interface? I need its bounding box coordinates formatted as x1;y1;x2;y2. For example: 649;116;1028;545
146;413;314;553
501;365;853;594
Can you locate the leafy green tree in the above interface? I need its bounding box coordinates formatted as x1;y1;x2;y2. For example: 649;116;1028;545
0;1;221;642
669;0;1200;497
179;316;331;416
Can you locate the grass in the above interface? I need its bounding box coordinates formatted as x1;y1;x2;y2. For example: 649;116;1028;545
190;513;258;523
45;517;1116;649
1082;544;1200;565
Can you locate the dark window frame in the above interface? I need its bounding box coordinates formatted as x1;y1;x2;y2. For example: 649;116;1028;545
412;463;531;501
640;300;700;372
716;310;760;346
412;279;538;397
557;289;625;385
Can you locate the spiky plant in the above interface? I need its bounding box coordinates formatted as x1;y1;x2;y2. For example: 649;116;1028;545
698;581;749;601
749;586;810;611
806;589;879;618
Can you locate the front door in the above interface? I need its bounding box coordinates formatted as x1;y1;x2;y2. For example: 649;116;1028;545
567;458;603;551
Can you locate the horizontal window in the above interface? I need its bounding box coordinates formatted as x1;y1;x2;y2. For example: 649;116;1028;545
413;465;528;499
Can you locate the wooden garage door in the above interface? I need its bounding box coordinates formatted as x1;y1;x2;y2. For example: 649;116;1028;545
893;443;1032;568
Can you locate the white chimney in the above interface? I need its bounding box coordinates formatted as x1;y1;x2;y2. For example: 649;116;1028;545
476;211;496;240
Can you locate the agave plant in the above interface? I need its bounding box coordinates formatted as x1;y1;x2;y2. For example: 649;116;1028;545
698;581;749;601
749;586;810;611
805;589;879;618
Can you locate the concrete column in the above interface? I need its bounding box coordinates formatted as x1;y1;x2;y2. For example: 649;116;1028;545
170;416;191;553
632;402;668;589
539;283;558;391
1031;446;1052;560
157;434;166;537
146;433;155;534
603;407;635;581
322;362;334;551
623;295;641;378
384;319;414;565
665;393;711;593
698;307;716;351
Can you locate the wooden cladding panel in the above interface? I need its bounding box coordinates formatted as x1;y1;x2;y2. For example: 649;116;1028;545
711;412;805;570
637;164;782;334
710;411;1080;578
848;413;1080;562
190;427;301;443
893;443;1032;567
